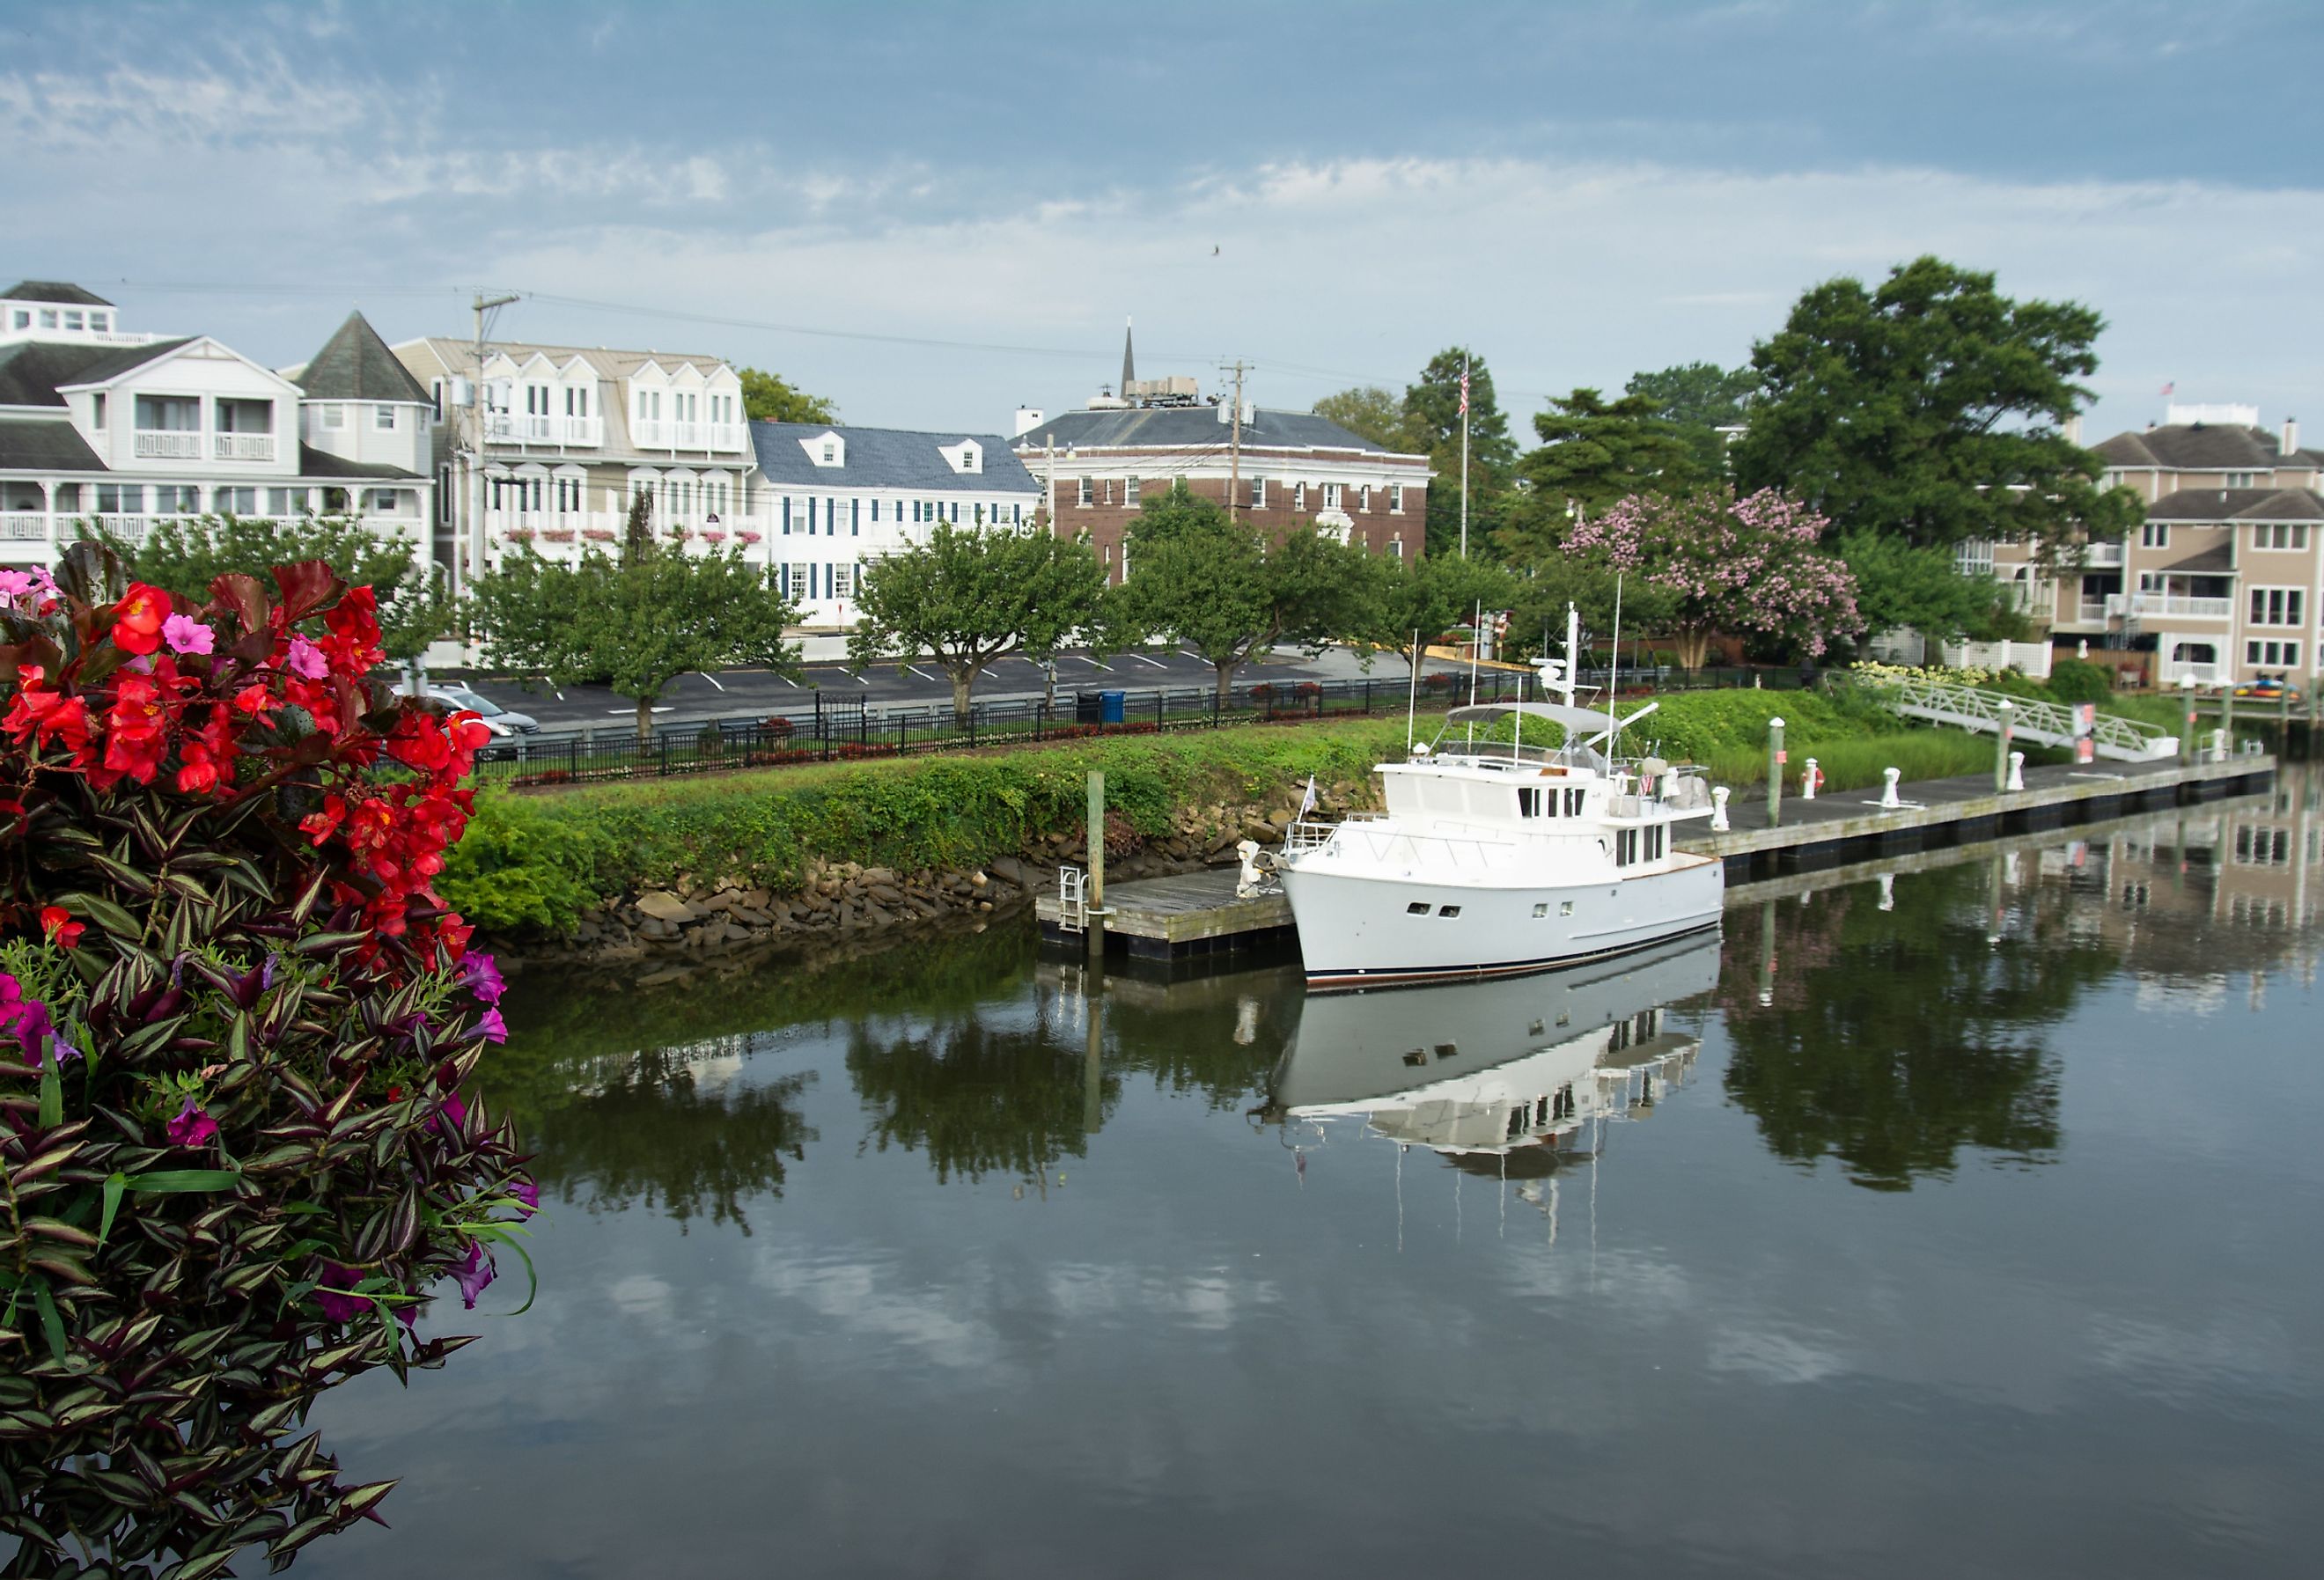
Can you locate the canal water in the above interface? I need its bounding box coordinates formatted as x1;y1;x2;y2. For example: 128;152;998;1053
305;774;2323;1578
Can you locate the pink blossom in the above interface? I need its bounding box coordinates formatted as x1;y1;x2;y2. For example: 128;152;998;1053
161;613;215;656
286;636;328;679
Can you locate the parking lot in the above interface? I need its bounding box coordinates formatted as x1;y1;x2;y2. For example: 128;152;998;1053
430;645;1472;736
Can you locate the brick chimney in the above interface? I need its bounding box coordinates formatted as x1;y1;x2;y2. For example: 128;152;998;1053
2283;416;2299;456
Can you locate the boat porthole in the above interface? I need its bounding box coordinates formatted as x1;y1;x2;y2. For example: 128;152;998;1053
1439;905;1461;918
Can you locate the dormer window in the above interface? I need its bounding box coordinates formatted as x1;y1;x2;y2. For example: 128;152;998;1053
802;431;846;468
821;442;835;463
90;312;108;333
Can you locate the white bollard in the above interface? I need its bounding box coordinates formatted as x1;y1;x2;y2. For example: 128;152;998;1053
1801;757;1820;800
2006;751;2025;791
1710;785;1732;832
1879;768;1902;809
2210;727;2228;762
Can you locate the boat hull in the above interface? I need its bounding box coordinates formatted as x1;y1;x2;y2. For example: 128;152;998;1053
1281;855;1725;988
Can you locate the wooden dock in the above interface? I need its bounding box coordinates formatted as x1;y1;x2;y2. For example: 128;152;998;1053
1039;753;2277;966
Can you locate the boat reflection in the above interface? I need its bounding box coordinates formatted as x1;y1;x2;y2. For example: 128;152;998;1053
1267;936;1719;1178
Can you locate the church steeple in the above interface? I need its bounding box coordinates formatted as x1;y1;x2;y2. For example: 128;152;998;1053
1121;315;1136;398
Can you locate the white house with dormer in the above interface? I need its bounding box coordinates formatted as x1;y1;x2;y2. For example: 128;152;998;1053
748;422;1044;628
0;282;432;570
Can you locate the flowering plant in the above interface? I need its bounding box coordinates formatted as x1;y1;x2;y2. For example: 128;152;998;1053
0;546;534;1575
539;528;577;545
504;526;538;542
581;527;615;542
736;530;763;546
700;531;726;545
1570;486;1864;668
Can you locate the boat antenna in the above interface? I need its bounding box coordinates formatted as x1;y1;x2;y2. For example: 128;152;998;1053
1607;571;1623;753
1405;628;1420;753
1465;599;1482;748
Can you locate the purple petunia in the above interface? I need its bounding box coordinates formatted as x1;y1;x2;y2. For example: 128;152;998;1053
0;974;54;1067
461;951;505;1005
161;613;215;656
510;1177;540;1218
453;1240;496;1309
476;1007;508;1044
314;1263;369;1323
165;1096;218;1149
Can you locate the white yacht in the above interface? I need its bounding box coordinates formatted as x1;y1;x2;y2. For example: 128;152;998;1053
1272;608;1725;988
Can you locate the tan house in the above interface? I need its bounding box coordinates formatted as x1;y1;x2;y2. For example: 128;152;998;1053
391;336;755;592
1992;405;2322;686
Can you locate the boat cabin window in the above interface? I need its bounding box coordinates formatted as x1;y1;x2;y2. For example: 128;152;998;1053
1615;828;1641;866
1517;787;1543;818
1406;901;1430;915
1646;826;1666;860
1564;787;1585;816
1438;905;1461;918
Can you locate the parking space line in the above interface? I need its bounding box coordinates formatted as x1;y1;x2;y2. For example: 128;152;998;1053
905;665;938;682
1130;653;1166;668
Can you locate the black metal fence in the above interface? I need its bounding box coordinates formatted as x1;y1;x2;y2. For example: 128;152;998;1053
471;662;1809;790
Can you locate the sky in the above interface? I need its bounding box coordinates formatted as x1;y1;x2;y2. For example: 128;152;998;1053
4;0;2316;443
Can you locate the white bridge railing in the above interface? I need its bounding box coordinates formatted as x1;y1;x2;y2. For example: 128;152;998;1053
1865;675;2179;763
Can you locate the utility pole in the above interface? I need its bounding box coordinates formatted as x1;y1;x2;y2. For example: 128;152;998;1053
466;291;520;597
1226;359;1247;521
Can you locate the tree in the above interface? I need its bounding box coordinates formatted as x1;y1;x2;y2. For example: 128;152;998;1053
111;511;459;661
1312;386;1426;452
1117;484;1379;702
1372;550;1519;674
1625;361;1758;476
848;519;1107;725
470;530;798;739
1732;255;2144;563
1567;486;1864;668
737;366;837;425
1498;386;1704;561
1835;528;2019;643
1403;347;1519;558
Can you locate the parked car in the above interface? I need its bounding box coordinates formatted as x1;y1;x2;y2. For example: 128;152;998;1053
2230;674;2303;703
424;685;540;735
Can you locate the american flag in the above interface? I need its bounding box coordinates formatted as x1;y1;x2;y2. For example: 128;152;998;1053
1459;365;1470;416
2159;381;2175;396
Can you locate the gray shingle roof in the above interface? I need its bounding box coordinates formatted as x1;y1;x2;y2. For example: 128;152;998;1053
298;312;431;404
750;422;1039;493
2160;541;2238;575
2;282;114;307
0;419;107;472
1011;405;1406;456
0;338;188;406
2144;487;2324;523
2095;423;2319;471
298;443;420;481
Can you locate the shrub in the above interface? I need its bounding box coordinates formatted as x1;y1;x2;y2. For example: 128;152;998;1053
2045;657;2113;704
0;549;533;1575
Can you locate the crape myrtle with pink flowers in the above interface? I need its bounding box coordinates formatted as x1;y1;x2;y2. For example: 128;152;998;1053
0;545;534;1577
1566;485;1865;671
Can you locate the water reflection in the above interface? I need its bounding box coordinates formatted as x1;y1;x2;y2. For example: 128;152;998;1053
1269;937;1717;1170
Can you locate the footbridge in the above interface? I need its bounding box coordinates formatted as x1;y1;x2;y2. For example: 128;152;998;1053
1865;675;2179;763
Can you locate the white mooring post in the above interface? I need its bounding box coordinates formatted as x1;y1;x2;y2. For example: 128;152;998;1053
2006;752;2026;791
1879;768;1903;810
1710;786;1732;832
1801;758;1820;800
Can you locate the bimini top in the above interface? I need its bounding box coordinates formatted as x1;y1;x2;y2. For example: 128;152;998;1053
1445;701;1622;735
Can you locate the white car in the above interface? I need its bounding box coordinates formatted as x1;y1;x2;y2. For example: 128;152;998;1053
424;685;540;736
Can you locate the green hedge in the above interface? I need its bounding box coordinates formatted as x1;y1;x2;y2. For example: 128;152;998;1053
441;718;1416;937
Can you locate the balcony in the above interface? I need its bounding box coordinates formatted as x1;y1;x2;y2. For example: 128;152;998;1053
2078;541;2126;568
2074;600;2110;625
487;412;604;447
2107;592;2234;621
212;433;276;462
133;430;201;459
630;418;747;452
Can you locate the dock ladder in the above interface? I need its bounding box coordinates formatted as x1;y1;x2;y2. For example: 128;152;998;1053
1057;866;1089;933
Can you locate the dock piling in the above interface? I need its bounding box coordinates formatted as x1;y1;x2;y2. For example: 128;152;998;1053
1086;770;1106;960
1994;701;2015;792
1767;717;1785;828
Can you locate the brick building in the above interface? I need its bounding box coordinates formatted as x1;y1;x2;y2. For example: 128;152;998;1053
1010;401;1430;584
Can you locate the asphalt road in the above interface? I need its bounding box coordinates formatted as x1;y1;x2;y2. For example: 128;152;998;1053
432;645;1475;736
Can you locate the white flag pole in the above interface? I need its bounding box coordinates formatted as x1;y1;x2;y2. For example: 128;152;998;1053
1459;355;1471;560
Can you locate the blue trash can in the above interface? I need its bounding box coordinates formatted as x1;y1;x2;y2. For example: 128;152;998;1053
1099;690;1126;724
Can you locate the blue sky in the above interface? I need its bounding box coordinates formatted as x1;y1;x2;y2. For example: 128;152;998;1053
4;0;2315;440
